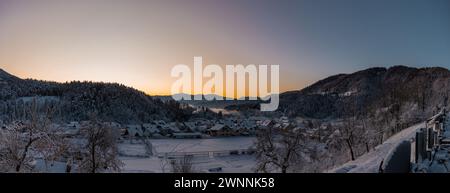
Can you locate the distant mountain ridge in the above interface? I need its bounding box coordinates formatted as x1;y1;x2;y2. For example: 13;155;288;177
154;94;257;109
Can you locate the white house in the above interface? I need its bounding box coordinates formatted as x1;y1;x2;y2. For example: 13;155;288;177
125;125;143;137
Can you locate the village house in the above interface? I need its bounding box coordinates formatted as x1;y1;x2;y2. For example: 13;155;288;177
159;123;181;137
182;122;196;132
238;120;259;135
207;124;234;136
125;124;143;137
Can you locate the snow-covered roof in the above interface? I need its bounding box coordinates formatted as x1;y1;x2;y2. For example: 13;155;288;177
126;127;143;136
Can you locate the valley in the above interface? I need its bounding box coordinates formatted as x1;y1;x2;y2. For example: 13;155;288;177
1;66;450;173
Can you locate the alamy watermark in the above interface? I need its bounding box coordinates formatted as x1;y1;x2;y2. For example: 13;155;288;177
170;56;279;111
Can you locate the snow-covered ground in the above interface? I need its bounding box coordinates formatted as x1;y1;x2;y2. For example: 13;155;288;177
118;143;148;157
32;137;256;173
330;122;425;173
150;137;256;153
120;155;256;173
34;159;68;173
120;137;257;173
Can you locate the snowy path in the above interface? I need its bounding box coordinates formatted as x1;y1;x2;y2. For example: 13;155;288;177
330;122;425;173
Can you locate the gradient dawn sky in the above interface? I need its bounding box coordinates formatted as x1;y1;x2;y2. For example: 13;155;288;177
1;0;450;96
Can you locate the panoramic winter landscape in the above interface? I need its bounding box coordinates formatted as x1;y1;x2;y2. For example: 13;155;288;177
2;64;450;173
1;0;450;174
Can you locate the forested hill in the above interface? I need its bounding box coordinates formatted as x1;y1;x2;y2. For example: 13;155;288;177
279;65;450;120
0;69;189;124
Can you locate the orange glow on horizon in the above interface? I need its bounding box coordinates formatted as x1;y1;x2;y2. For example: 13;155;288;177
0;0;320;95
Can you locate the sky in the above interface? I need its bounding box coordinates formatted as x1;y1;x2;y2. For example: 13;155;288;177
0;0;449;96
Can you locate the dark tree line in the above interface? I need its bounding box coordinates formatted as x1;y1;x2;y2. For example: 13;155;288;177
0;77;192;124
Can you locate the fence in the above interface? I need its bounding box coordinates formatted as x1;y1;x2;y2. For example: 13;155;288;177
156;148;256;159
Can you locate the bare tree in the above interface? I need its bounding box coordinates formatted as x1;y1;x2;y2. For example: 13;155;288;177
255;126;304;173
359;118;376;153
338;117;359;161
170;155;194;173
159;142;180;173
78;115;123;173
160;156;171;173
34;133;67;172
0;100;63;172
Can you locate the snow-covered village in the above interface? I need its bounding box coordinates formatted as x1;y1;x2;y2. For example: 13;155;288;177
0;98;336;173
2;78;450;174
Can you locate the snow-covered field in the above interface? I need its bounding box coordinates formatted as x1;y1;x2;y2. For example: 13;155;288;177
118;143;148;157
330;122;425;173
120;137;257;173
120;155;256;173
150;137;256;153
31;137;256;173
